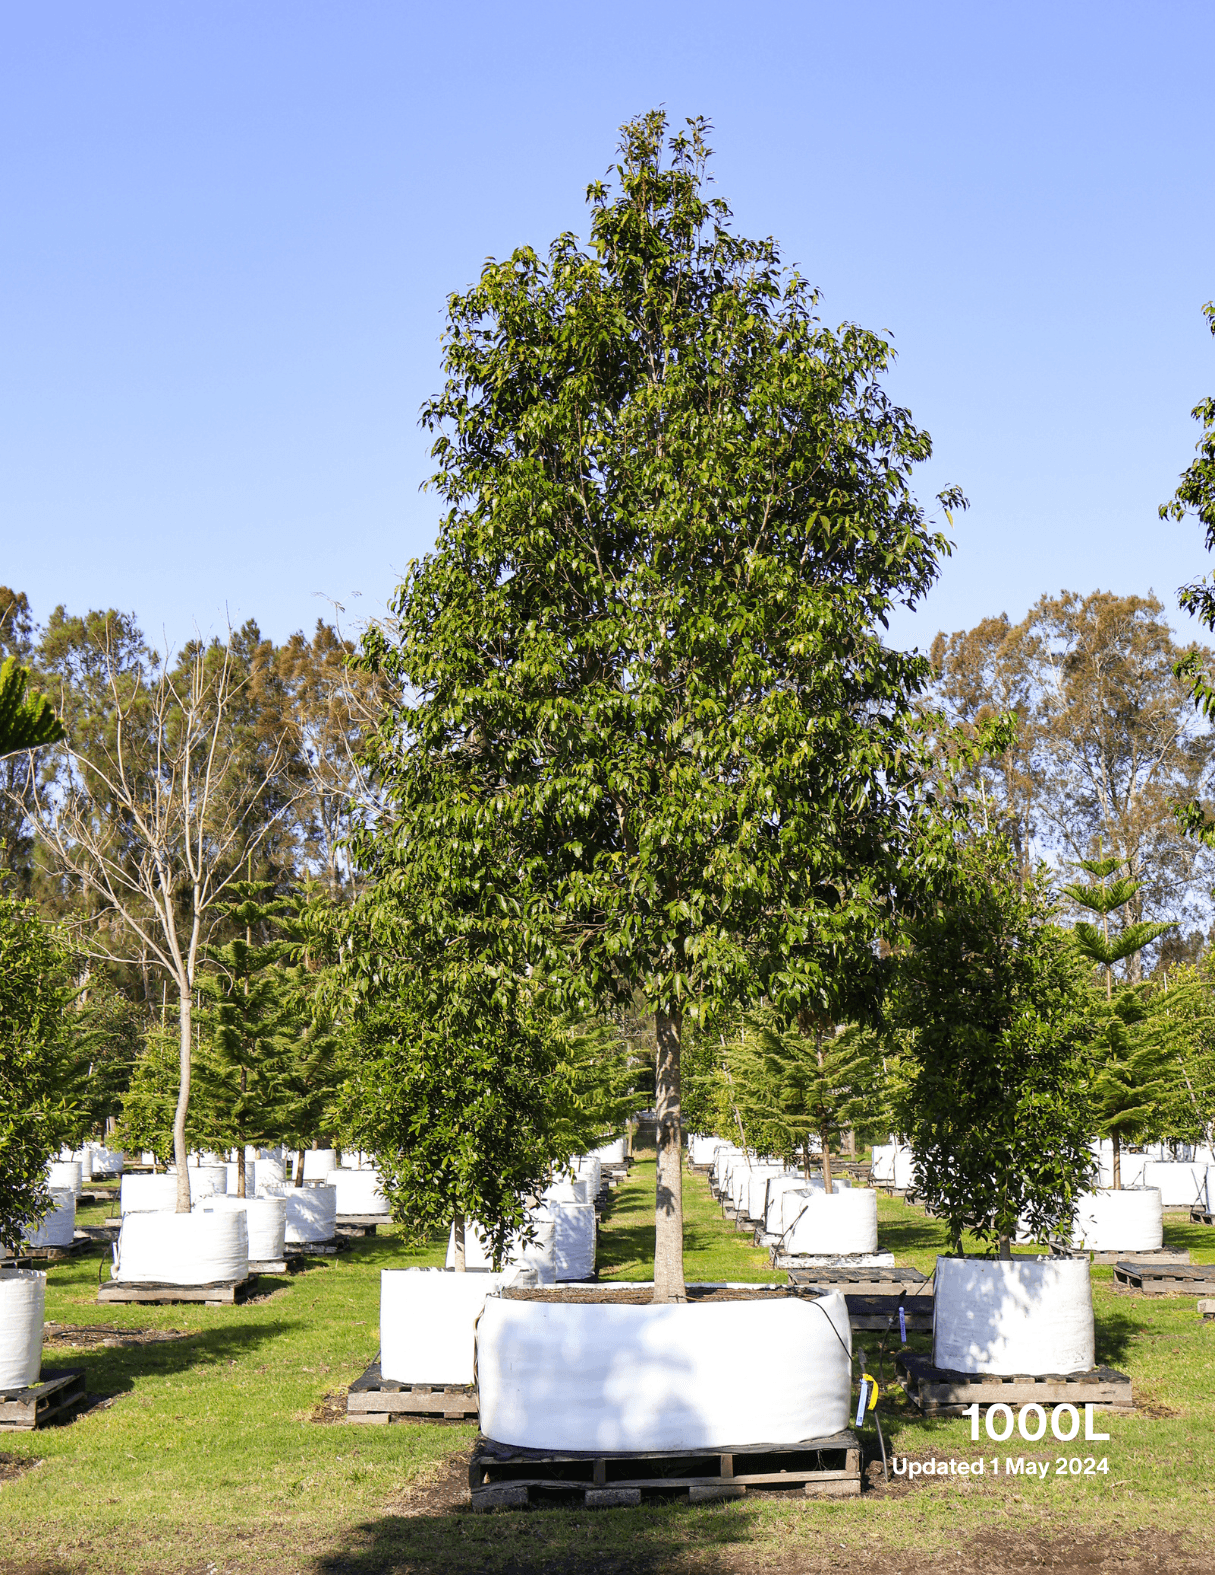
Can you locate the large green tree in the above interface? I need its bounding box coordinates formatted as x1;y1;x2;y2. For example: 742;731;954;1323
356;113;958;1301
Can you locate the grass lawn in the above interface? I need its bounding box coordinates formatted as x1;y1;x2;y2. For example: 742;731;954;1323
0;1167;1212;1574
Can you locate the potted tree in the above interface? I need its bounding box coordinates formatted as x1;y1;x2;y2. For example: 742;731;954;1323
892;839;1098;1375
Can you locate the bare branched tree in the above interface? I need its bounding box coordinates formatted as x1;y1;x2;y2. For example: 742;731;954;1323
13;622;299;1210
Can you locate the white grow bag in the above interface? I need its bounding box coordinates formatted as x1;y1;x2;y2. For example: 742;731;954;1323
120;1173;181;1213
255;1158;286;1192
302;1149;338;1182
199;1196;286;1261
444;1214;557;1283
1139;1162;1208;1207
380;1268;507;1385
544;1178;590;1206
167;1165;227;1202
223;1162;257;1197
765;1175;814;1235
47;1161;83;1197
476;1293;852;1452
934;1256;1094;1375
1208;1166;1215;1212
0;1268;45;1388
87;1146;124;1177
1071;1188;1163;1251
113;1210;249;1285
782;1188;875;1254
710;1147;741;1185
24;1189;76;1249
689;1136;728;1167
325;1168;390;1215
552;1202;596;1281
589;1139;626;1165
574;1156;602;1198
266;1185;337;1242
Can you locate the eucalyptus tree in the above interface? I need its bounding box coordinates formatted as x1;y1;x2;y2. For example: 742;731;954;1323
356;112;959;1301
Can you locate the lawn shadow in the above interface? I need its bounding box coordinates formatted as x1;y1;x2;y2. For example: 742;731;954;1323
1093;1298;1151;1370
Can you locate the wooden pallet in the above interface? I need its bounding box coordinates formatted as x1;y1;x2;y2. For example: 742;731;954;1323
896;1352;1133;1415
335;1214;388;1235
0;1369;87;1432
1198;1298;1214;1320
2;1236;97;1267
346;1360;478;1424
284;1236;346;1258
786;1265;928;1294
1113;1261;1215;1295
97;1274;258;1306
249;1258;287;1274
1054;1246;1191;1267
844;1293;934;1333
469;1428;861;1509
1191;1208;1214;1226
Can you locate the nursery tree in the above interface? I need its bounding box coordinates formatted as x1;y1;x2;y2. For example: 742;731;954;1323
356;112;958;1301
890;838;1095;1255
1061;854;1175;1000
195;871;298;1197
725;1011;885;1188
0;897;76;1249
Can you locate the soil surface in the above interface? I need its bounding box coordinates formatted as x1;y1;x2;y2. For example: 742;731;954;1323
502;1284;802;1303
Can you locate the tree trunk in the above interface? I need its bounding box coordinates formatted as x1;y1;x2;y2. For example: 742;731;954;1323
998;1234;1012;1260
295;1148;305;1186
843;1128;856;1158
173;986;192;1213
453;1212;466;1272
1111;1133;1121;1190
802;1137;813;1182
652;1008;686;1304
820;1130;833;1193
237;1068;247;1199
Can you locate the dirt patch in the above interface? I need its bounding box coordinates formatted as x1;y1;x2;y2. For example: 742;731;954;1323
310;1391;350;1425
383;1450;471;1516
0;1454;40;1486
43;1324;195;1350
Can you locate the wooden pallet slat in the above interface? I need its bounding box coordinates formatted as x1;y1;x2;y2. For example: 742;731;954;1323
345;1360;478;1423
97;1274;258;1306
1113;1261;1215;1294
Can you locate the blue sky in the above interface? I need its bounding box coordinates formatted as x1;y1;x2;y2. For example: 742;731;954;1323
3;1;1214;656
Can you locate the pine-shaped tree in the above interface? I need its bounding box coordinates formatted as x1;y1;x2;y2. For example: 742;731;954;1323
196;871;298;1196
1060;854;1174;1000
725;1010;884;1190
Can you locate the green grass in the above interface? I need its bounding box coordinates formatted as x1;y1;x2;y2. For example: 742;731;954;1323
0;1172;1211;1572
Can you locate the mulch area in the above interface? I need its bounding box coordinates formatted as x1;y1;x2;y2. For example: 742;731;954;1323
42;1324;195;1350
502;1285;796;1303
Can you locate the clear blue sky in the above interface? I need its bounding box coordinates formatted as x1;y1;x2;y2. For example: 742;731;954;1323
3;1;1214;656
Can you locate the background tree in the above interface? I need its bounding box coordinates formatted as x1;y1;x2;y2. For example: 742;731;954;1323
0;897;76;1249
1061;854;1176;999
17;619;298;1210
356;112;958;1302
890;839;1095;1255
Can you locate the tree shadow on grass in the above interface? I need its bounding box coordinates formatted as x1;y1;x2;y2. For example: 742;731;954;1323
1092;1299;1151;1370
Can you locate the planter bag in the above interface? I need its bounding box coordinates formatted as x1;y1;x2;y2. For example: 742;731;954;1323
573;1157;602;1198
24;1189;76;1249
689;1136;729;1167
325;1169;390;1215
1208;1166;1215;1212
543;1178;590;1207
933;1256;1094;1376
552;1201;596;1281
87;1146;124;1177
255;1158;286;1192
198;1196;286;1260
1139;1162;1208;1207
765;1175;813;1235
166;1165;227;1202
0;1268;45;1388
588;1139;626;1165
445;1214;557;1283
47;1161;82;1197
476;1293;852;1452
381;1268;508;1385
1071;1188;1163;1251
302;1149;338;1181
263;1184;337;1242
223;1162;256;1197
784;1189;878;1255
120;1173;181;1213
113;1209;249;1285
743;1167;788;1221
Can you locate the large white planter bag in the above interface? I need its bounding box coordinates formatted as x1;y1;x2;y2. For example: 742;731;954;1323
784;1189;878;1255
1140;1162;1207;1207
325;1168;390;1215
477;1293;852;1452
113;1209;249;1285
552;1202;596;1281
1071;1188;1163;1251
689;1136;727;1167
381;1269;507;1385
199;1196;286;1261
120;1172;181;1213
574;1156;602;1195
742;1166;785;1220
25;1189;76;1249
88;1146;124;1177
47;1160;83;1197
255;1158;286;1192
1207;1166;1215;1211
765;1175;811;1235
934;1256;1094;1376
223;1162;257;1196
589;1139;626;1165
546;1178;590;1205
445;1216;558;1283
168;1164;227;1202
0;1268;45;1388
302;1148;338;1181
269;1185;337;1242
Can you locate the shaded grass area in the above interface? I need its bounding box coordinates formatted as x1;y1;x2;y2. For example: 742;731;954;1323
0;1170;1211;1573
